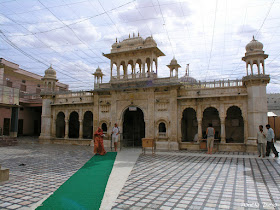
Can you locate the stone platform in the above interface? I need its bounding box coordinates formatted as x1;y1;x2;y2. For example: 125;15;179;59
0;140;279;209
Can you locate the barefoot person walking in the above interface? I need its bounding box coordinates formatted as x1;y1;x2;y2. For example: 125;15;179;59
93;127;106;156
111;123;120;152
206;123;215;154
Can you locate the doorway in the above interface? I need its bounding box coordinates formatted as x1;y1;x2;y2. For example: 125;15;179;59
123;107;145;147
3;118;10;135
181;108;197;142
18;119;23;135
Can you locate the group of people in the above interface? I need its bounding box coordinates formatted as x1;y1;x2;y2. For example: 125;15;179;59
93;123;120;156
93;122;278;157
206;123;279;157
257;124;279;158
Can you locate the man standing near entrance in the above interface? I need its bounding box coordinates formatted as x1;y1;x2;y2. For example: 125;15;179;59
112;123;120;152
265;124;279;158
206;123;215;154
257;125;266;158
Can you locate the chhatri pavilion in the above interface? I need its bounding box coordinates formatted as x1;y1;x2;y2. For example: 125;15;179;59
39;34;270;151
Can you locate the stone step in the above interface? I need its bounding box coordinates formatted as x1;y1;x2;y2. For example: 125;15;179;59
0;136;18;147
0;164;9;182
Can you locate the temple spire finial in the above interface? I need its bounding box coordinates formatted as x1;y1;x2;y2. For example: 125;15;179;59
253;35;255;40
116;38;117;43
138;31;139;37
129;34;130;38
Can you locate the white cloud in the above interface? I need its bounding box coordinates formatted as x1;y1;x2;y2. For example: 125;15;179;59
0;0;279;93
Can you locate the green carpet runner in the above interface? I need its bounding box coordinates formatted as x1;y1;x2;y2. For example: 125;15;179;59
37;152;117;210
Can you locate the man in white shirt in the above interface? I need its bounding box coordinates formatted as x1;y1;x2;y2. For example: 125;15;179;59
111;123;120;152
257;125;266;158
265;124;279;158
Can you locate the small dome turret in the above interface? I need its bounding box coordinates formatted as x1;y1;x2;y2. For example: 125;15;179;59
43;65;57;80
245;36;263;53
93;66;104;77
170;57;178;65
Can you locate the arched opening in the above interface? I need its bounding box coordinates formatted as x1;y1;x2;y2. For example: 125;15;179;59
48;82;51;90
112;63;117;77
159;122;166;138
152;59;157;73
225;106;244;143
135;59;142;75
181;108;197;142
56;112;65;138
127;60;133;76
171;68;176;77
69;111;79;138
123;107;145;147
101;123;107;133
120;61;126;76
83;111;93;139
202;107;220;139
146;58;151;72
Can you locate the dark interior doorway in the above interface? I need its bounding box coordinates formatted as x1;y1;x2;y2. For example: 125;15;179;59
83;111;93;139
181;108;197;142
123;107;145;147
202;107;221;139
69;111;79;138
18;119;23;135
3;118;10;135
225;106;244;143
56;112;65;138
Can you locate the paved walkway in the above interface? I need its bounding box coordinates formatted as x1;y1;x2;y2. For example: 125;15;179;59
0;140;279;209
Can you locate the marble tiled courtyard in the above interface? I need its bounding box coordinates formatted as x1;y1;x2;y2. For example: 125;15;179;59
0;139;280;210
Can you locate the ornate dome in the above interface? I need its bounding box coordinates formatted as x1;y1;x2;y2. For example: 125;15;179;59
179;75;197;84
170;57;178;65
44;65;57;80
144;36;157;46
93;66;104;76
245;36;263;53
96;66;102;72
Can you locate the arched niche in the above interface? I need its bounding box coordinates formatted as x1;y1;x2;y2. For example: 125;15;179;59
225;106;244;143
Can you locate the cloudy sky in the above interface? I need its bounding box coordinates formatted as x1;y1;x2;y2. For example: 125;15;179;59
0;0;279;93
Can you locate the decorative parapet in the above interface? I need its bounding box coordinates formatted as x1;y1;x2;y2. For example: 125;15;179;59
110;72;157;83
52;91;94;105
197;79;243;88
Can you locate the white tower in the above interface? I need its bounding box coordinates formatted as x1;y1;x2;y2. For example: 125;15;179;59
39;65;58;141
242;36;270;144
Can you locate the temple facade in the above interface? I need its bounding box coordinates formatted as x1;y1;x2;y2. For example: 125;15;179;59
39;35;270;151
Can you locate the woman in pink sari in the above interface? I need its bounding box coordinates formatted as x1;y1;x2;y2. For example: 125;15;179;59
93;127;106;155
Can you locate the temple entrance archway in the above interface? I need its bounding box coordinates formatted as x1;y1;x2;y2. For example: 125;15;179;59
56;112;65;138
181;108;197;142
122;107;145;147
202;107;220;139
225;106;244;143
69;111;79;138
83;111;93;139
